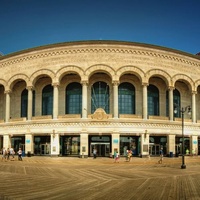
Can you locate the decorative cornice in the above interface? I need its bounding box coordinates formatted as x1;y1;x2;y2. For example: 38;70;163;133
0;47;200;69
1;121;199;131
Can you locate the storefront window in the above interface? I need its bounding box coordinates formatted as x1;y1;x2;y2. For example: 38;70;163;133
120;136;138;156
149;136;166;155
60;136;80;156
34;136;50;155
176;137;190;154
11;136;25;152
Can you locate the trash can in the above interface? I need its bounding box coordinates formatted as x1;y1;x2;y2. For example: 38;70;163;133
22;151;25;157
27;151;31;157
169;152;173;157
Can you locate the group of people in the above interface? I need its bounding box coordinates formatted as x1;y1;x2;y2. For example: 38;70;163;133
1;147;23;161
114;149;132;163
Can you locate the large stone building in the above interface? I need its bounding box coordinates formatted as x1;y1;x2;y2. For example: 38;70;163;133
0;40;200;157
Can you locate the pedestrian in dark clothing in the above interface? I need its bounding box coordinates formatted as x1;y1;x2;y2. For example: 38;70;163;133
18;148;23;161
93;148;97;159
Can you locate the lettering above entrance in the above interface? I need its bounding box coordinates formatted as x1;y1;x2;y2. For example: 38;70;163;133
91;108;111;120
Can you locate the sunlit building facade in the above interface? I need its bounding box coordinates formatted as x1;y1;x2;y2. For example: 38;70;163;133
0;40;200;157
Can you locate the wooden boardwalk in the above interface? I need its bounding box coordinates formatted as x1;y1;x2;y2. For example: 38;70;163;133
0;156;200;200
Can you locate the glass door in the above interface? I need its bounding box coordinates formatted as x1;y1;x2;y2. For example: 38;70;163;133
40;144;50;155
149;144;160;156
90;143;110;157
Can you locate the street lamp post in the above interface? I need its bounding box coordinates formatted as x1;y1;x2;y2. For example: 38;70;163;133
174;105;191;169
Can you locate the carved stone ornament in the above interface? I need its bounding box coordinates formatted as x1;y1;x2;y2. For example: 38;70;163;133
91;108;109;120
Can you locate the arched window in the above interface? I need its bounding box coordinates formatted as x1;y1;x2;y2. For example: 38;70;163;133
166;90;169;117
42;85;53;115
21;89;28;117
174;89;181;118
148;84;159;116
166;89;181;118
91;82;109;114
118;82;135;114
32;90;35;116
66;82;82;114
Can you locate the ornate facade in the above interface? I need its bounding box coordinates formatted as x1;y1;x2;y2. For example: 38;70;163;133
0;40;200;157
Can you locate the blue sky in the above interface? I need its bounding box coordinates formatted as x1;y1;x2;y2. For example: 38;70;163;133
0;0;200;55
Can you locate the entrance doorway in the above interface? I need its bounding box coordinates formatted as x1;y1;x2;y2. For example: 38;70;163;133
34;136;50;155
11;136;25;153
149;136;167;156
40;144;50;155
90;143;110;157
149;144;160;156
89;135;111;157
60;136;80;156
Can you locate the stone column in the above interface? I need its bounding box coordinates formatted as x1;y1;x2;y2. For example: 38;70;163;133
167;135;175;156
3;134;11;148
140;130;149;157
53;83;59;119
27;86;33;120
81;81;88;119
142;83;148;120
190;135;198;155
169;87;174;121
51;130;60;156
192;91;196;123
80;132;89;158
113;81;119;119
111;132;120;156
25;132;34;154
5;90;11;122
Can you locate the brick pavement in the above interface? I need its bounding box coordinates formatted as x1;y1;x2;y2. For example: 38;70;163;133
0;156;200;200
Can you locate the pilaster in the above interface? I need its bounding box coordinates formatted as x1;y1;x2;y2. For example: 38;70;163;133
140;130;149;157
51;130;60;156
112;132;120;156
167;134;175;156
80;132;89;158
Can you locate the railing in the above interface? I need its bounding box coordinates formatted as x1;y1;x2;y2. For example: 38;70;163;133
119;114;142;119
149;116;169;120
58;114;81;119
174;118;192;122
32;115;52;120
9;117;26;122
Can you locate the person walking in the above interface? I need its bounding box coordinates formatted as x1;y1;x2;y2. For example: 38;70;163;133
2;147;7;162
93;148;97;159
6;148;10;161
10;147;15;161
18;148;23;161
158;148;164;164
127;150;132;162
114;151;119;163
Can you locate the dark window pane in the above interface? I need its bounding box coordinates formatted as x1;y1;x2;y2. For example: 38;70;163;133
42;85;53;115
21;89;28;117
148;85;159;116
91;82;109;113
118;82;135;114
66;83;82;114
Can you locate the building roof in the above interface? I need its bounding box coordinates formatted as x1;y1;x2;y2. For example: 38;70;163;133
0;40;200;61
